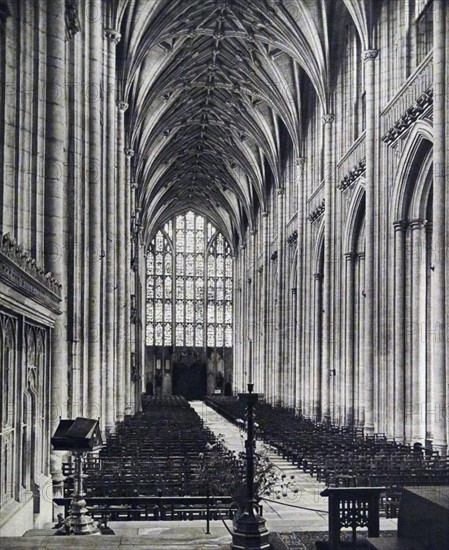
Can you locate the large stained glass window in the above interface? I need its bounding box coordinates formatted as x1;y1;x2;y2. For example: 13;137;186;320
146;212;233;348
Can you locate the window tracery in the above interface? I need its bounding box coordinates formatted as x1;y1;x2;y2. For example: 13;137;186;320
146;212;232;348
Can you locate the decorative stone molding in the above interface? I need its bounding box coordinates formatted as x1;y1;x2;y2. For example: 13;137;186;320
381;52;433;135
338;158;366;191
344;252;358;262
270;250;278;262
277;187;285;196
308;199;325;223
125;149;135;157
0;234;62;313
409;218;426;230
257;265;263;274
313;272;323;281
287;230;298;246
105;29;121;45
393;220;408;232
323;113;335;124
65;0;81;40
117;101;129;112
296;157;306;167
362;49;378;62
382;90;433;146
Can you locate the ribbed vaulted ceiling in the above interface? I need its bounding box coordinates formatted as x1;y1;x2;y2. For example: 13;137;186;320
113;0;372;248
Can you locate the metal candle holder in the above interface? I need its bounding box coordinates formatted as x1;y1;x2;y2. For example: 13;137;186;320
231;383;270;550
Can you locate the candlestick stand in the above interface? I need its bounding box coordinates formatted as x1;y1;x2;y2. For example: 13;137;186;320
56;451;99;535
231;383;271;550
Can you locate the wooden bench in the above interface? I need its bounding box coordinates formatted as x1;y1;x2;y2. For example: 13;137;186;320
367;486;449;550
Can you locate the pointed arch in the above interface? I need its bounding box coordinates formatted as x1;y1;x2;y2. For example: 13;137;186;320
343;180;366;254
390;122;434;446
313;218;325;275
391;121;433;222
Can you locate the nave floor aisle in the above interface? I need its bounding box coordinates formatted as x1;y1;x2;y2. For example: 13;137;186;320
190;401;398;534
190;400;329;533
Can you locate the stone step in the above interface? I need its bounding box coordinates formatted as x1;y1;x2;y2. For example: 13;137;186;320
0;536;230;549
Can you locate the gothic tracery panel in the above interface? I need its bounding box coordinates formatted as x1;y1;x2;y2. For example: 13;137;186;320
146;212;233;348
0;312;17;506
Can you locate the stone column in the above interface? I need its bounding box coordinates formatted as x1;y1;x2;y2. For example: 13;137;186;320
344;253;356;425
296;158;306;414
355;252;365;426
362;48;378;434
45;0;68;425
104;29;121;433
322;113;335;422
45;0;68;496
116;101;128;421
125;148;134;415
430;0;447;455
233;259;240;394
239;244;247;391
86;0;104;420
410;220;427;443
393;221;407;442
262;211;269;397
275;188;285;405
313;273;323;420
250;229;257;389
289;286;296;409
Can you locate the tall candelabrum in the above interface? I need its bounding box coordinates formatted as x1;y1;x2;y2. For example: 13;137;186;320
57;451;99;535
231;383;271;550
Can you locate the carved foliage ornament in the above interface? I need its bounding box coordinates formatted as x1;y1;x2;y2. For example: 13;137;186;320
382;90;433;145
0;233;62;313
287;230;298;246
338;158;366;191
308;199;325;223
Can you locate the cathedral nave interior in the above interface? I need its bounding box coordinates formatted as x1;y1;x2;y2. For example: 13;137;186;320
0;0;447;543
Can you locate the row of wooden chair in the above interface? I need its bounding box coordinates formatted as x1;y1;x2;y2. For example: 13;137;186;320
62;398;241;499
205;396;449;518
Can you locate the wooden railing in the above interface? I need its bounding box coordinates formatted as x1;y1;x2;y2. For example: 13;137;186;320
54;495;262;522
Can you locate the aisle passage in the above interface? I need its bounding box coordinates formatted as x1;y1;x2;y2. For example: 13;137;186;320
190;401;398;533
190;400;329;532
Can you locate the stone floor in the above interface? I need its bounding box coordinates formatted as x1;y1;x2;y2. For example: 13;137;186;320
0;401;398;549
190;400;331;533
190;400;398;534
1;522;233;549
